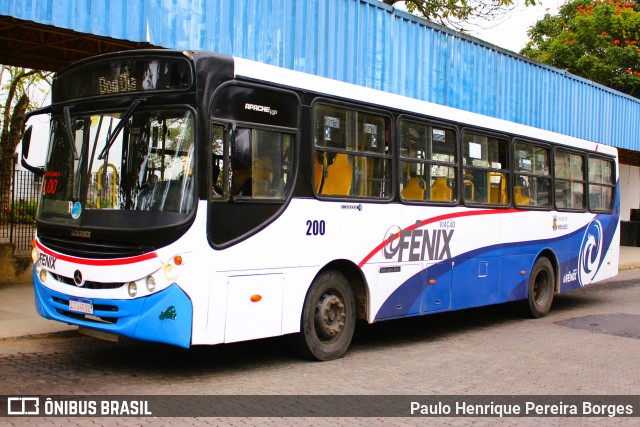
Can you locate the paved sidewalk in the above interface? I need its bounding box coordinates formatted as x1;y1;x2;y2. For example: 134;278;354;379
1;246;640;341
0;278;77;340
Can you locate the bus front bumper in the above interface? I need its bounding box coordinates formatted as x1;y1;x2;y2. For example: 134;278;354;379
33;269;193;348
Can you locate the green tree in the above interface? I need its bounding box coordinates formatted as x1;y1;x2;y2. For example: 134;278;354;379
521;0;640;97
382;0;538;30
0;66;52;209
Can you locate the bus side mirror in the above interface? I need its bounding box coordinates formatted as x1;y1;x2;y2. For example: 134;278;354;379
21;125;44;177
22;125;32;157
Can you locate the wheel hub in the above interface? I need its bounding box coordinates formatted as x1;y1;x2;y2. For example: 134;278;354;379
314;293;346;341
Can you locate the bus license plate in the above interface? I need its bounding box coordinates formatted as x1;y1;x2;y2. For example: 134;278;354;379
69;297;93;315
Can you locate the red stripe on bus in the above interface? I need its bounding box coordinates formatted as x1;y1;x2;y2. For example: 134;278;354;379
358;208;522;268
36;241;158;266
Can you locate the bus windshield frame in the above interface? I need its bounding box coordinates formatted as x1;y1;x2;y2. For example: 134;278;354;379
37;104;198;230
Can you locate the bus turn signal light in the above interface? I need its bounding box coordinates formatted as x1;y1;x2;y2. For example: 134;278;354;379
250;295;262;303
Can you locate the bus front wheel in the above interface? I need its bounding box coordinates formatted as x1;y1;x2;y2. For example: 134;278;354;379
291;270;356;361
520;257;555;318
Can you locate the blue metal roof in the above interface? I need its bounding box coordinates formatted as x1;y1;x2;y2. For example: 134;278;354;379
2;0;639;151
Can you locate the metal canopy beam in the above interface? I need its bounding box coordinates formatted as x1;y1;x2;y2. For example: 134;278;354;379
0;16;160;71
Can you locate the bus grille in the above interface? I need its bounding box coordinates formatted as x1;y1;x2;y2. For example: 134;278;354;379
39;236;154;259
50;273;124;290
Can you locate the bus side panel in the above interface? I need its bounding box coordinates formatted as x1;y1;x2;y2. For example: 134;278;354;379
204;271;228;345
371;211;618;320
559;215;619;292
497;255;531;302
450;255;501;310
224;273;284;343
373;263;424;320
422;261;453;313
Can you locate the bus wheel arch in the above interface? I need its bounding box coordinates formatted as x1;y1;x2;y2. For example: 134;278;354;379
537;249;560;293
519;251;557;318
319;259;368;321
290;260;368;361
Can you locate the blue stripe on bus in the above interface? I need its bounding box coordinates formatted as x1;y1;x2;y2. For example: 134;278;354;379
374;211;618;321
33;276;193;348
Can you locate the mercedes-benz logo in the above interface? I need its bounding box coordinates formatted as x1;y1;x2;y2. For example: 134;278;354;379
73;270;84;287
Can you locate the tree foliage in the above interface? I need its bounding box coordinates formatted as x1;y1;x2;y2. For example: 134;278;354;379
521;0;640;97
383;0;538;30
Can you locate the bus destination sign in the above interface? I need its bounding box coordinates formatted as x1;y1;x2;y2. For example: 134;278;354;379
54;57;193;103
98;73;137;95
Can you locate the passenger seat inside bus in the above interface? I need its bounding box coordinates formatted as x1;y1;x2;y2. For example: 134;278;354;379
489;172;507;204
514;177;530;206
402;177;426;200
431;177;453;201
314;152;353;196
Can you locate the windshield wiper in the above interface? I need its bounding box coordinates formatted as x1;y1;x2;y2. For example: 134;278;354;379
64;106;80;160
98;98;146;160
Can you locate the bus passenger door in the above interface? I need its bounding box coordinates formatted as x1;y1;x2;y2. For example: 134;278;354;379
421;261;453;313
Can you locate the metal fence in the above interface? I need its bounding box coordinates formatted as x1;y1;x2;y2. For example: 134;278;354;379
0;163;39;254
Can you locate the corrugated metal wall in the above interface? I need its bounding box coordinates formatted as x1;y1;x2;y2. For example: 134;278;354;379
2;0;639;150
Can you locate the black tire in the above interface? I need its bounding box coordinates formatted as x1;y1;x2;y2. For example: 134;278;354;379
290;270;356;361
519;257;555;318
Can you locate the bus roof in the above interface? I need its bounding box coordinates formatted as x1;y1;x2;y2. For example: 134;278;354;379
233;56;617;158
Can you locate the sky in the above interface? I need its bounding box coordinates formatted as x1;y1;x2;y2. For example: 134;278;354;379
468;0;566;53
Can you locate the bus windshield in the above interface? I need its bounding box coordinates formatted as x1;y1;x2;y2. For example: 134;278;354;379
38;108;195;226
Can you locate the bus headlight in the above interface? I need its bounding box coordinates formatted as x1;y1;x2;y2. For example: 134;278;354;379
32;246;40;264
146;275;156;292
39;268;47;283
163;263;176;281
128;281;138;297
162;253;185;282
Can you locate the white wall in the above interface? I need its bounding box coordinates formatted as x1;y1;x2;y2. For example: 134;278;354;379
619;163;640;222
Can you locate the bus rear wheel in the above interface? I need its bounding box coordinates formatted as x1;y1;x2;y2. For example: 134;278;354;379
291;270;356;361
520;257;555;318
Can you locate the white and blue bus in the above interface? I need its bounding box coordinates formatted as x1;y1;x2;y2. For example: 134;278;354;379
23;50;619;361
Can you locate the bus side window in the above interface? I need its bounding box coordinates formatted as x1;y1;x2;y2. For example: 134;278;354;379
588;156;615;212
211;127;293;200
211;124;225;198
231;129;253;196
211;124;293;201
313;104;391;199
462;132;509;206
251;131;291;198
514;141;551;208
555;150;585;210
398;120;456;203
